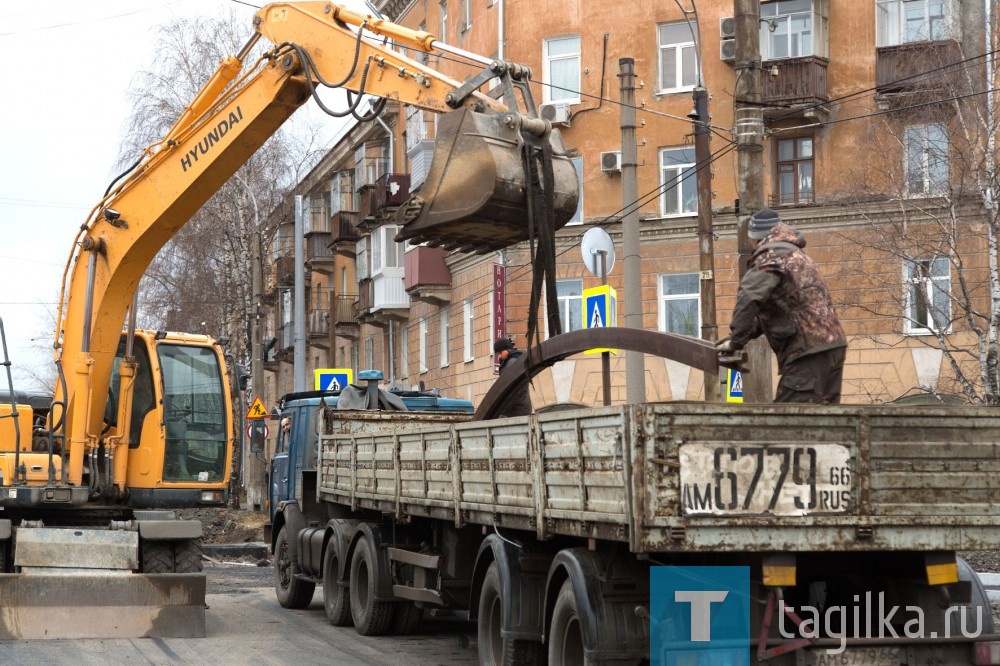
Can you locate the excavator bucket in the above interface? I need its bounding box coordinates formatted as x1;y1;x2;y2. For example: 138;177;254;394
395;107;580;253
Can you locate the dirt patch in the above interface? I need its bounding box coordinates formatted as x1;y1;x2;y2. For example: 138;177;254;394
178;507;267;544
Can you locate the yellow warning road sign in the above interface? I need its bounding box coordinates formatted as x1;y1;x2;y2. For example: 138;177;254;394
246;396;269;419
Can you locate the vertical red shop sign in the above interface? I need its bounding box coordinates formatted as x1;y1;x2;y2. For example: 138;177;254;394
493;263;505;374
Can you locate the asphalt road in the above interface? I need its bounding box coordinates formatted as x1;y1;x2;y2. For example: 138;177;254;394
0;560;479;666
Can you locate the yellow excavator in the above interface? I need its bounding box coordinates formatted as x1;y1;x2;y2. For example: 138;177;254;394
0;1;577;640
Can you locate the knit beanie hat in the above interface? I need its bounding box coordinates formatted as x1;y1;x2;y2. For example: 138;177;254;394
748;208;781;240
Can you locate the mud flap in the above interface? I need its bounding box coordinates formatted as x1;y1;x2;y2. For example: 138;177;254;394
0;572;206;639
395;107;579;253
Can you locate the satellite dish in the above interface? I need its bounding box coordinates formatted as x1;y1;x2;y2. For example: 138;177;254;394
581;227;615;277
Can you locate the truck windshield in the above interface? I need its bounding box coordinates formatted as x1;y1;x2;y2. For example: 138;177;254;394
158;343;228;483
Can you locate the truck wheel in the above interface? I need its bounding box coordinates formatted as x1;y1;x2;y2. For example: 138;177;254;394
141;540;174;573
274;526;315;609
392;602;422;635
349;536;394;636
953;556;996;634
548;579;586;666
477;562;545;665
174;539;203;573
322;538;352;626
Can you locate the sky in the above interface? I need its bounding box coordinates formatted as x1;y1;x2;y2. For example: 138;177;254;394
0;0;359;390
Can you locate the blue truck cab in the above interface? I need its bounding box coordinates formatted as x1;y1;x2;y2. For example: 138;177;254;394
267;372;474;525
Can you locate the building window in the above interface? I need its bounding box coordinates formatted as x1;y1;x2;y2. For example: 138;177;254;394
401;323;409;379
904;257;950;334
371;225;403;275
463;300;474;362
557;279;583;334
365;335;375;370
660;147;697;216
905;124;948;196
440;307;450;368
419;318;428;373
776;136;814;204
660;273;700;337
876;0;951;46
761;0;814;60
439;1;448;44
569;157;584;225
543;36;581;103
657;22;698;93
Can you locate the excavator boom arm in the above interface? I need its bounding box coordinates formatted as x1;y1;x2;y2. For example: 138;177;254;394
57;1;576;488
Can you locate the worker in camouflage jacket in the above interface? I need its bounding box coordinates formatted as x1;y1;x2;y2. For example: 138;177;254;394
716;209;847;404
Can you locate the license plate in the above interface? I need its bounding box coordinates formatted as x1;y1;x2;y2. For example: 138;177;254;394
678;443;852;516
810;647;901;665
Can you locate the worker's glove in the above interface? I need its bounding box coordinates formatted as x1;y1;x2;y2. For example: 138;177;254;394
715;337;736;354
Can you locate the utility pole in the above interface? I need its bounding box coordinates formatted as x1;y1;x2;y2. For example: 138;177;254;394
620;58;646;404
692;85;719;402
734;0;772;402
248;231;265;511
293;195;307;393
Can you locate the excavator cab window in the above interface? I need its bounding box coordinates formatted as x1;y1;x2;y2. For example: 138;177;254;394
157;343;228;483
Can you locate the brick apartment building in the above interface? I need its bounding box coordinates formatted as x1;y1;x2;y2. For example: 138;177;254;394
259;0;997;412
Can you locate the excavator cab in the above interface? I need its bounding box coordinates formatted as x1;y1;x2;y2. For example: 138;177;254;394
106;331;231;507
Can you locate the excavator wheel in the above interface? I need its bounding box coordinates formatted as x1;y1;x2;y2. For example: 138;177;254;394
174;539;204;573
141;540;174;573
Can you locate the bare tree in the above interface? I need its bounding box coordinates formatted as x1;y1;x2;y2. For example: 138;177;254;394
827;17;999;404
116;10;328;369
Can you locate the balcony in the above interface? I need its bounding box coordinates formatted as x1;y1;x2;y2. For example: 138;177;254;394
308;307;329;337
355;278;374;319
274;256;296;288
404;245;452;304
332;294;359;339
305;231;333;274
274;322;295;362
761;56;829;121
356;173;411;232
876;39;962;98
330;211;360;256
271;255;310;291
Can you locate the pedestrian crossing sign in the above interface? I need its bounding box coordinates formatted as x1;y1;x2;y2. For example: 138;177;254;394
582;285;617;355
726;367;744;403
314;368;354;392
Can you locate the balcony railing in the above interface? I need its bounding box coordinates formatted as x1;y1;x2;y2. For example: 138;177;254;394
761;56;829;111
876;40;962;94
355;278;374;317
331;211;359;243
305;232;332;265
356;173;412;231
308;309;329;337
332;294;358;327
274;256;296;287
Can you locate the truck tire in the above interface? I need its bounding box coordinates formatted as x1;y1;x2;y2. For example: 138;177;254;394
349;536;395;636
322;538;352;626
174;539;203;573
141;540;174;573
953;556;996;634
548;579;586;666
274;526;315;609
392;602;422;635
478;562;546;665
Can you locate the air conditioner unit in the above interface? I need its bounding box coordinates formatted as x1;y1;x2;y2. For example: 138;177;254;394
600;151;622;173
720;38;737;63
720;16;736;40
540;102;571;126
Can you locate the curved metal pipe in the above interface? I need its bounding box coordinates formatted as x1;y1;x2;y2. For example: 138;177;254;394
474;328;720;420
